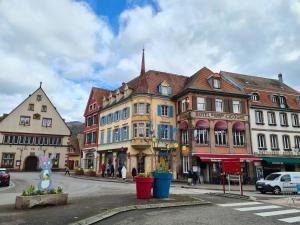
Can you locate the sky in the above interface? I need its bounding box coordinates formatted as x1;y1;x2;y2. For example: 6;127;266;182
0;0;300;122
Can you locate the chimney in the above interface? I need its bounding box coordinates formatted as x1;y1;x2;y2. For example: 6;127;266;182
278;73;283;83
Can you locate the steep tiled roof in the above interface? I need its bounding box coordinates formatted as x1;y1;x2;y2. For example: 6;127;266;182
92;87;111;106
182;67;246;95
222;71;300;110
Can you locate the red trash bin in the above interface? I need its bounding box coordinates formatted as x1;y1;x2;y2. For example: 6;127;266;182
135;176;154;199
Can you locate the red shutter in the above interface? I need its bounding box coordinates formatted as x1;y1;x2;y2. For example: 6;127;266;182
192;96;197;110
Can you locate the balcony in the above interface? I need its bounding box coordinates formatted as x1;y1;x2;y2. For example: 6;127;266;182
132;114;151;122
130;138;151;149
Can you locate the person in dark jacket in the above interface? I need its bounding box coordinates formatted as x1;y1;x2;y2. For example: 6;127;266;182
192;171;198;185
131;167;137;180
101;164;105;177
118;165;122;178
111;164;115;177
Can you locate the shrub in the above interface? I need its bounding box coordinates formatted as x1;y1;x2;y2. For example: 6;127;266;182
21;186;63;196
137;173;152;178
75;168;84;175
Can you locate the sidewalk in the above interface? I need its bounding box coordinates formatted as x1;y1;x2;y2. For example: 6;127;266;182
181;184;256;192
0;194;209;225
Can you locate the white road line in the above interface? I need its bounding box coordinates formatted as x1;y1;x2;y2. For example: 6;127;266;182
255;209;300;217
235;205;282;212
279;216;300;223
217;202;263;207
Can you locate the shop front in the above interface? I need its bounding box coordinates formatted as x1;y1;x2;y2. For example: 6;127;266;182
261;157;300;177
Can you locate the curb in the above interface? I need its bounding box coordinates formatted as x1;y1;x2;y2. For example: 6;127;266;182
181;185;256;192
68;200;211;225
208;192;250;200
70;175;134;184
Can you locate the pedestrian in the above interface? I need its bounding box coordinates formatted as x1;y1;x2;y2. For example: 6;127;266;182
101;163;105;177
188;170;193;185
131;167;137;180
121;165;127;181
65;165;70;176
192;171;198;185
106;163;110;177
118;165;122;178
111;164;115;177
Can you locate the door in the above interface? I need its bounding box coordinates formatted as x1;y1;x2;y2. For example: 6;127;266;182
24;156;38;171
280;174;293;192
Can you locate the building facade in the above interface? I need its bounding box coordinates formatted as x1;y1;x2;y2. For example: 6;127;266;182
0;85;70;171
82;87;110;171
224;72;300;178
174;67;259;183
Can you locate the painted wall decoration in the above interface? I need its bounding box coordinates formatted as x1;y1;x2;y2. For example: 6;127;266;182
38;154;56;191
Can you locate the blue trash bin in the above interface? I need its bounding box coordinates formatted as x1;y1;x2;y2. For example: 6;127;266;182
152;172;172;198
296;184;300;194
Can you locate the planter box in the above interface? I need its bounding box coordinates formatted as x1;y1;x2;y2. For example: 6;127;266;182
135;176;154;199
152;172;172;199
15;193;68;209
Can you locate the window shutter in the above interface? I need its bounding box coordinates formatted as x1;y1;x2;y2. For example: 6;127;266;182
157;105;162;116
178;101;181;114
119;128;122;141
127;107;130;118
158;125;162;139
112;130;115;143
241;100;246;114
168;106;174;117
169;125;173;140
107;130;110;143
206;97;212;111
126;126;129;140
192;96;197;110
228;100;233;113
159;85;162;94
224;99;229;112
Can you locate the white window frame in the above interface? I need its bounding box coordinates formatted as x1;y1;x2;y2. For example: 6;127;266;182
138;123;144;138
233;131;244;146
255;111;264;124
215;99;223;112
280;113;288;126
283;135;291;150
232;100;241;113
215;130;227;146
161;86;168;95
213;79;220;89
267;112;276;125
161;105;168;116
258;134;266;150
181;99;188;112
194;129;208;145
197;97;205;111
270;134;279;150
292;114;300;127
295;136;300;150
181;130;189;145
252;93;259;101
182;156;189;174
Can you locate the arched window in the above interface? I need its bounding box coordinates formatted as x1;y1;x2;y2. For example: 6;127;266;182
251;93;260;101
214;121;227;146
232;122;245;147
194;120;209;145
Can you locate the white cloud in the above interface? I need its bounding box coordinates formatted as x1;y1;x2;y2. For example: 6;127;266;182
0;0;114;121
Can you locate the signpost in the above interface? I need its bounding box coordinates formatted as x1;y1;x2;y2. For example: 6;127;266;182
221;160;243;196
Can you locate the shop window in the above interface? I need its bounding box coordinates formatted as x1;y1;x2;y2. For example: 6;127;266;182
1;153;15;168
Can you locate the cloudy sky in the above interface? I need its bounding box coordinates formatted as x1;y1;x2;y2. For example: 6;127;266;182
0;0;300;121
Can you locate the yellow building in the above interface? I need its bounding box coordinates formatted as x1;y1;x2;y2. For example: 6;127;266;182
97;52;187;178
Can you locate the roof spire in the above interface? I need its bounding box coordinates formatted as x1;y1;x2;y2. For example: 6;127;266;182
40;81;42;88
140;48;145;76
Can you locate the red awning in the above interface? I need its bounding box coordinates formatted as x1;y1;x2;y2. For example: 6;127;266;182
215;121;227;130
194;154;261;162
233;122;245;131
179;121;188;130
196;120;209;129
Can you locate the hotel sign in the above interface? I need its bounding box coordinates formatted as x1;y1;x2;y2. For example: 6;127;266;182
194;112;247;121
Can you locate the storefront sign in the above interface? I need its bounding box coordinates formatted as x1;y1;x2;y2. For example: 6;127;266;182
195;112;246;121
222;161;241;173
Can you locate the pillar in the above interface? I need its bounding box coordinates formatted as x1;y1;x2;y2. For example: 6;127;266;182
228;121;233;152
209;120;215;153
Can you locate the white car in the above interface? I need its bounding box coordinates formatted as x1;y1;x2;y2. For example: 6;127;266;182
256;172;300;194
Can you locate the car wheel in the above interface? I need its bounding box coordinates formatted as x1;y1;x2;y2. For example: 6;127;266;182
273;186;281;195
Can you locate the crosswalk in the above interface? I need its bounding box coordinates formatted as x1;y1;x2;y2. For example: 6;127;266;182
217;201;300;223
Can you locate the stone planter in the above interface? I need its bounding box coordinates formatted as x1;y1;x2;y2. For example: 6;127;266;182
15;193;68;209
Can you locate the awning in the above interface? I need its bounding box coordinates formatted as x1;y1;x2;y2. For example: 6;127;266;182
194;154;261;162
179;121;188;130
262;157;300;165
196;120;209;129
215;121;227;130
233;122;245;131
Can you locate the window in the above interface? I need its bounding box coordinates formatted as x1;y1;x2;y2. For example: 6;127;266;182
20;116;30;126
114;111;120;121
100;130;104;144
161;125;169;139
280;113;288;126
107;128;111;143
283;135;291;150
138;123;144;137
281;174;291;182
279;96;287;108
93;114;98;124
89;104;93;110
133;124;138;138
41;105;47;112
146;103;151;114
86;132;96;144
233;131;244;146
28;104;34;111
33;113;41;120
122;126;128;140
36;95;42;101
292;114;300;127
181;98;188;112
3;135;9;144
267;112;276;125
295;136;300;150
161;86;168;95
124;89;128;98
123;107;129;119
42;118;52;127
181;130;189;145
252;93;260;101
113;129;119;142
258;134;266;150
1;153;15;168
215;99;223;112
232;100;241;113
197;97;205;111
161;105;168;116
270;135;279;150
213;79;220;89
271;95;278;103
138;103;145;114
194;129;209;144
145;123;151;138
255;111;264;124
182;156;189;174
215;130;227;146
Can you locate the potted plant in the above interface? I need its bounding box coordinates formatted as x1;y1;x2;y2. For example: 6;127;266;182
135;173;155;199
152;167;172;199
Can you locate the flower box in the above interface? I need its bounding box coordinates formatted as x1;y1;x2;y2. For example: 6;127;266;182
15;193;68;209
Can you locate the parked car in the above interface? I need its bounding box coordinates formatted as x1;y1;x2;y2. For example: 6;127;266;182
256;172;300;195
0;168;10;187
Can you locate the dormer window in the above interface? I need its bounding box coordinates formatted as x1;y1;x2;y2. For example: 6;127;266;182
159;81;172;96
213;79;220;89
296;97;300;105
251;93;260;101
271;95;278;103
279;96;287;108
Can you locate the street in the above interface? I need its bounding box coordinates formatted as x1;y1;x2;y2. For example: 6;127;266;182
1;173;300;225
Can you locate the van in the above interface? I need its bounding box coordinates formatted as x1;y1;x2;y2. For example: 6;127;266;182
256;172;300;194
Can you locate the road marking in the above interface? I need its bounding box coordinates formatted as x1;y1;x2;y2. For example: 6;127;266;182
217;202;263;207
235;205;282;211
279;216;300;223
255;209;300;217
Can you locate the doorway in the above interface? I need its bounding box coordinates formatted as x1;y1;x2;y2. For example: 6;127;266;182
24;156;38;171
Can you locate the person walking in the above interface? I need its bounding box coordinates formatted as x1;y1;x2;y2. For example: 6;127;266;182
131;167;137;181
106;163;110;177
111;164;115;177
121;165;127;181
118;165;122;178
101;164;105;177
65;165;70;176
